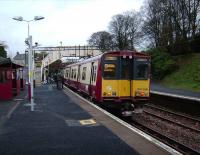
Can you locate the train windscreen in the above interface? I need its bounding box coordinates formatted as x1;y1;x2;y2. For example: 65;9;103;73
103;55;149;80
134;58;149;80
103;56;117;79
103;64;116;78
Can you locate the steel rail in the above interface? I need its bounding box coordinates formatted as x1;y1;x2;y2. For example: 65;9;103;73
130;119;200;155
143;109;200;133
145;104;200;122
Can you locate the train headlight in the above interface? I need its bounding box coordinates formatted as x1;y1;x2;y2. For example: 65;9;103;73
103;91;116;96
107;92;112;96
135;91;147;97
140;92;145;97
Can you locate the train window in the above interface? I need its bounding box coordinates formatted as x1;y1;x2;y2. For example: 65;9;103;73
67;70;70;78
82;67;87;80
74;69;76;79
68;71;70;78
93;66;97;82
134;61;148;79
91;66;94;82
91;65;97;82
71;69;73;78
65;70;68;78
77;66;81;80
103;64;116;79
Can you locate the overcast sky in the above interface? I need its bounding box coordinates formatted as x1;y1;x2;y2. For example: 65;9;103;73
0;0;144;57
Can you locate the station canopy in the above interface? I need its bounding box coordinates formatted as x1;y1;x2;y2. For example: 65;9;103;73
0;57;23;68
0;57;11;65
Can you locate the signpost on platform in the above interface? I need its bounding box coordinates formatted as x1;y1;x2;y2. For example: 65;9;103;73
28;36;34;111
13;16;44;111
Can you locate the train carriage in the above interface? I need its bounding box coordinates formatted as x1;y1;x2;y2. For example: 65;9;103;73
63;50;150;114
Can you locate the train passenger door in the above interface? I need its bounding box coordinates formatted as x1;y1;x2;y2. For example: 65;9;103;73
89;62;94;96
119;56;132;97
77;65;81;89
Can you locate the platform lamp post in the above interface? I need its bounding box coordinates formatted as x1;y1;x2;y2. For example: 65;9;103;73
13;16;44;111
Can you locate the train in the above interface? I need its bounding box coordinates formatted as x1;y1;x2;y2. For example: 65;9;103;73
62;50;150;115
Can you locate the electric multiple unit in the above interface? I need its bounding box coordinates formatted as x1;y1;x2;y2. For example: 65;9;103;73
62;51;150;114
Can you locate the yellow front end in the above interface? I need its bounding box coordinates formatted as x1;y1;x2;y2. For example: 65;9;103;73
131;79;150;98
102;80;131;98
102;79;150;99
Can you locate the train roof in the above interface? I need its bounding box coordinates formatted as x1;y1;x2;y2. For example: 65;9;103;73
105;50;149;57
66;54;103;67
65;50;149;67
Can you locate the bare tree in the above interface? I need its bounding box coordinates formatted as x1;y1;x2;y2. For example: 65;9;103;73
109;14;125;50
109;11;142;50
125;11;143;49
143;0;200;53
87;31;113;52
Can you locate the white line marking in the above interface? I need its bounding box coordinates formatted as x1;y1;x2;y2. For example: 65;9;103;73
6;101;20;119
13;98;23;101
64;86;182;155
24;103;36;107
151;91;200;102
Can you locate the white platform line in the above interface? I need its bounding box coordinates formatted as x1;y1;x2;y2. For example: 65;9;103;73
6;101;20;119
64;86;182;155
150;91;200;102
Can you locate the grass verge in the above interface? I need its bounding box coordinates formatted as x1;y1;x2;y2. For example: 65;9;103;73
162;53;200;93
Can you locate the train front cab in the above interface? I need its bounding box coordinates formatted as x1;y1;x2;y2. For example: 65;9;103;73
101;51;150;113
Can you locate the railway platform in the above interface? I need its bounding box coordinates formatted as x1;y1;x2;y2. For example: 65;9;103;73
151;82;200;101
0;84;175;155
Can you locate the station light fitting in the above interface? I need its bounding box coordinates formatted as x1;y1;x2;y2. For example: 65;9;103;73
12;16;44;22
12;16;23;21
34;16;45;21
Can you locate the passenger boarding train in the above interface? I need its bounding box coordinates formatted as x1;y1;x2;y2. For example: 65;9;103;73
62;51;150;114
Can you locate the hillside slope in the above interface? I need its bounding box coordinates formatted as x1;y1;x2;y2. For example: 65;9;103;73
162;54;200;92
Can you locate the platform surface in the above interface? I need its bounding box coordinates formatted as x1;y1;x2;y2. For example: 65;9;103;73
0;85;174;155
0;85;139;155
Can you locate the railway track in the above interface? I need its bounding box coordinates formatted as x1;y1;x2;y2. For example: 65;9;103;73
102;106;200;154
144;104;200;133
129;119;199;155
101;104;200;154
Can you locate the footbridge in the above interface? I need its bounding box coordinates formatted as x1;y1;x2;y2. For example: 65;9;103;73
33;45;101;83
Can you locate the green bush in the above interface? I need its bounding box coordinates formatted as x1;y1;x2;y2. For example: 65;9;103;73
148;47;176;80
